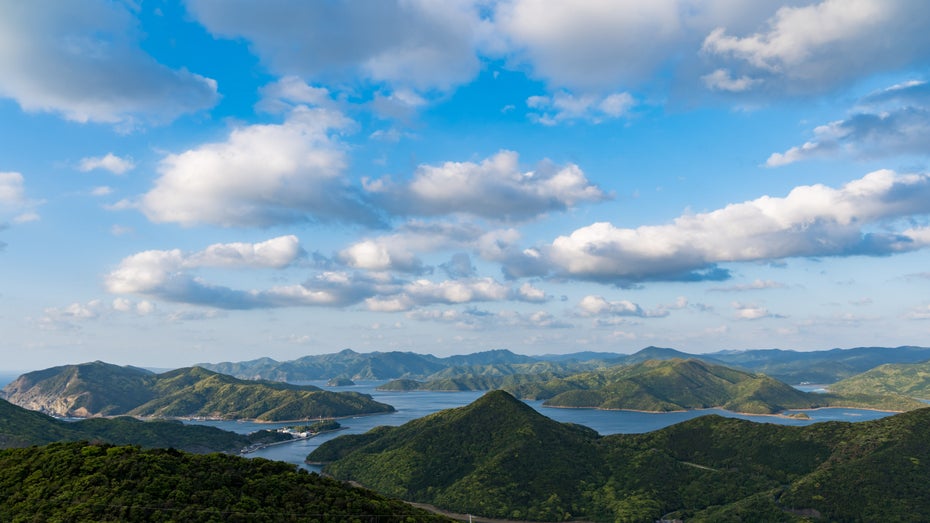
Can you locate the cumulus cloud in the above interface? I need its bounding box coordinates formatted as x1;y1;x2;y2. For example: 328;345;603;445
702;0;930;96
513;169;930;284
256;76;335;114
140;106;381;227
336;221;491;274
106;236;305;298
494;0;686;91
527;91;635;125
0;171;41;223
733;302;782;320
0;1;217;125
576;295;670;319
767;80;930;166
366;150;607;221
79;153;135;174
107;235;546;311
187;0;490;92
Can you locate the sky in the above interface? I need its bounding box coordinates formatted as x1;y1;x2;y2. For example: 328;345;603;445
3;0;930;371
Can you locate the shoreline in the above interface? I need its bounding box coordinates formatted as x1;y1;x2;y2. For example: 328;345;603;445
538;403;906;417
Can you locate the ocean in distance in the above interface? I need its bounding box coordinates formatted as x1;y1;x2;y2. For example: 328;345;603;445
183;381;896;472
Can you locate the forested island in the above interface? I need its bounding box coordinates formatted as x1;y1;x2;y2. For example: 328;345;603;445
1;362;394;421
380;358;925;414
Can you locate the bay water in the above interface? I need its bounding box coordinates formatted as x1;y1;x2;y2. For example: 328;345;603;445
184;381;896;472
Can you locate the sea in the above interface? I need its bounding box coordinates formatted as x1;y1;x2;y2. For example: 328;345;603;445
180;381;896;472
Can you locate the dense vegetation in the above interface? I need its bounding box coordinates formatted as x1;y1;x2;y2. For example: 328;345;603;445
707;345;930;384
199;345;930;387
311;390;930;522
384;359;925;414
0;398;250;453
828;360;930;399
2;363;394;421
0;441;449;522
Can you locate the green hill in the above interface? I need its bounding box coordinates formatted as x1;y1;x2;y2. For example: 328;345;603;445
0;361;156;416
828;360;930;399
310;390;601;521
510;358;925;414
708;345;930;384
0;397;250;453
0;441;448;522
2;363;394;421
310;391;930;521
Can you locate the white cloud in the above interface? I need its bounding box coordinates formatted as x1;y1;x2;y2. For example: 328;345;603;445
701;69;760;92
767;80;930;166
256;76;334;114
187;0;490;92
702;0;930;95
336;221;491;274
0;172;25;207
517;169;930;284
0;1;217;125
906;304;930;320
527;91;634;125
0;171;41;223
140;106;381;227
92;186;114;196
79;153;135;174
368;150;607;220
733;302;781;320
577;295;669;318
105;236;304;296
495;0;685;90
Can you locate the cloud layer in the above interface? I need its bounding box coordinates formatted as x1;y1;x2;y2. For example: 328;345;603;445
0;1;217;125
511;169;930;284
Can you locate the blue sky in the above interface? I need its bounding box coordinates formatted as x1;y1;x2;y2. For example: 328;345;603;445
3;0;930;370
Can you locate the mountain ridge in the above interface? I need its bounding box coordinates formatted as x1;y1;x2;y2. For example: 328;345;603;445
2;362;394;421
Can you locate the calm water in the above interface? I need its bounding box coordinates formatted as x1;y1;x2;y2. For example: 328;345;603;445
184;381;897;472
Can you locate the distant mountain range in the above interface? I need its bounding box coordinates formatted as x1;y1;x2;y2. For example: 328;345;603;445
310;390;930;522
198;345;930;384
382;358;926;414
1;362;393;421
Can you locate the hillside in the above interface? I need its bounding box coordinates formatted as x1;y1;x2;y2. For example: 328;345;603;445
0;398;249;453
2;363;394;421
198;345;930;385
708;345;930;383
311;390;601;521
201;348;553;381
387;358;924;414
0;441;448;522
828;360;930;399
0;361;156;416
310;391;930;522
518;359;821;414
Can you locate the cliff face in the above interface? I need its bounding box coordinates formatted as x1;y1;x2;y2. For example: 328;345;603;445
1;362;155;417
1;362;395;421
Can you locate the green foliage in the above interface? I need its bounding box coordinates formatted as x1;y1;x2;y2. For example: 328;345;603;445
312;390;930;522
0;398;249;453
829;360;930;399
3;364;394;421
0;441;450;522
